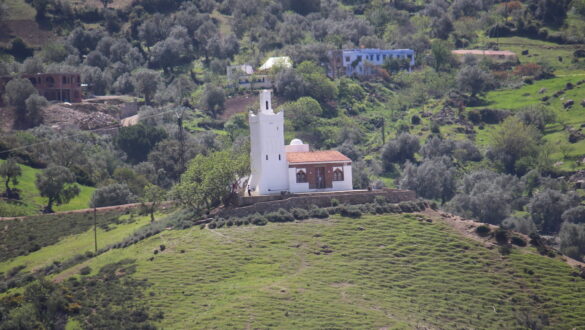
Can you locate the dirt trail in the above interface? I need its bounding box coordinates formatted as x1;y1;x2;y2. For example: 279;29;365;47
0;201;175;221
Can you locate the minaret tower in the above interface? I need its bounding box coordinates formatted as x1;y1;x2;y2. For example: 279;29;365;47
248;90;289;195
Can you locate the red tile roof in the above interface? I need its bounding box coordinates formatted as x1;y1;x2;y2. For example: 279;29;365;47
287;150;351;164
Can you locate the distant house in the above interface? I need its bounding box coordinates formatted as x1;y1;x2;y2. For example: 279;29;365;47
451;50;518;63
0;73;82;105
227;57;293;90
327;49;415;79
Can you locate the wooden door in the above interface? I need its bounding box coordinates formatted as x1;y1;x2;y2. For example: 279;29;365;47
316;167;325;189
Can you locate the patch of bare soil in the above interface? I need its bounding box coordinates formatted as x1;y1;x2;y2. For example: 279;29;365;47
221;93;284;120
0;20;54;47
42;104;119;130
0;106;16;132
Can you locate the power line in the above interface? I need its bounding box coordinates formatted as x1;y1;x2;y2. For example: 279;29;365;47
0;108;176;155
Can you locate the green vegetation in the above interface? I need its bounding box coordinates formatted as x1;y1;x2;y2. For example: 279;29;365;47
0;210;126;263
0;159;94;216
7;213;576;328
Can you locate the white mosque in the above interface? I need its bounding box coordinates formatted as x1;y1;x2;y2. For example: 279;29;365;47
247;90;353;195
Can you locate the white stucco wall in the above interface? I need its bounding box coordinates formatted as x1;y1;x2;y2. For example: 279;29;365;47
332;164;353;191
249;90;289;195
288;167;309;193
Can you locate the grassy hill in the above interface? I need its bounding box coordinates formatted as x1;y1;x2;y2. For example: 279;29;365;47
3;209;584;328
0;159;95;216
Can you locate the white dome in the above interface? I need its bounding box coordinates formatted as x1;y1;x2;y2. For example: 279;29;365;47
290;138;304;145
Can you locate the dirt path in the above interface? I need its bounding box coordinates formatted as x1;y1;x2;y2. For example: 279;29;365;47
0;201;175;222
121;114;140;127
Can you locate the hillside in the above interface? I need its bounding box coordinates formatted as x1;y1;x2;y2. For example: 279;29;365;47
1;208;584;328
0;159;94;216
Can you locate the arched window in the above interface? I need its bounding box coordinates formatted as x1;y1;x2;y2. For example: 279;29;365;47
333;168;344;181
296;170;307;183
266;155;268;160
278;154;281;160
266;101;269;110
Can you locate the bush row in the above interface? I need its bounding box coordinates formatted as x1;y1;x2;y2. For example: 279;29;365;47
206;199;429;229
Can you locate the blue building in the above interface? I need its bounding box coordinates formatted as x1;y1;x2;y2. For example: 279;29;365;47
327;49;415;78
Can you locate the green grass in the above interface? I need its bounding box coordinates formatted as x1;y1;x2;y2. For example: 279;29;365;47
3;0;35;20
0;213;151;274
494;37;582;71
45;213;585;329
0;159;95;216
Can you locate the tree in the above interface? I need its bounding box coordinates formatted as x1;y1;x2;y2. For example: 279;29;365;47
559;222;585;261
0;158;22;197
115;123;168;163
36;165;80;213
274;68;306;101
516;105;555;132
488;117;541;175
529;189;578;234
25;94;48;127
381;133;420;169
173;151;248;211
142;184;166;222
446;170;524;225
281;96;323;130
562;206;585;224
429;40;453;72
201;84;225;119
4;78;37;112
399;157;457;204
90;183;136;208
456;65;495;97
132;69;160;105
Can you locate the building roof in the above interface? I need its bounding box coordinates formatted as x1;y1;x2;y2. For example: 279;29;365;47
451;50;516;56
287;150;351;164
259;56;293;71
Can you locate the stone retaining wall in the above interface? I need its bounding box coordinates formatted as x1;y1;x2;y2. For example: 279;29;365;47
218;189;416;218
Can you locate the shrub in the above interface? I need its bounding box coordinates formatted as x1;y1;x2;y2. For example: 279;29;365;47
511;236;527;247
499;245;512;255
226;219;234;227
476;225;491;237
291;208;309;220
309;208;329;219
374;196;387;205
159;244;166;251
494;228;509;244
249;213;268;226
79;266;92;275
399;201;417;213
331;198;340;207
208;222;217;229
339;205;362;218
265;209;295;223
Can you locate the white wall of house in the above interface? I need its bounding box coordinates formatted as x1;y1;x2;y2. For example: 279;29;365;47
288;167;309;193
332;164;353;191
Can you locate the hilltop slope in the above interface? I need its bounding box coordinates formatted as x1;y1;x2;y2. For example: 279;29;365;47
2;211;577;329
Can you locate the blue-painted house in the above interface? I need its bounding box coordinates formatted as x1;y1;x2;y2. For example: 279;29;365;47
327;49;415;78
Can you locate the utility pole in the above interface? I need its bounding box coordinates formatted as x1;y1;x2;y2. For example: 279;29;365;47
174;107;187;173
93;207;97;253
380;117;386;145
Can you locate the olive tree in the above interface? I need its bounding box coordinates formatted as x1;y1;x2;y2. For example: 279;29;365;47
0;158;22;197
173;151;248;211
36;165;80;213
90;183;136;208
399;157;457;204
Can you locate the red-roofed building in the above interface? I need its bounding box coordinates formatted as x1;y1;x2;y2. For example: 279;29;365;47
248;90;353;195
